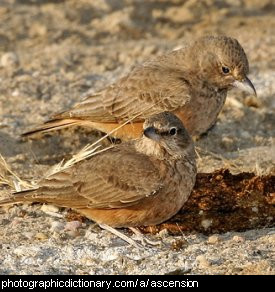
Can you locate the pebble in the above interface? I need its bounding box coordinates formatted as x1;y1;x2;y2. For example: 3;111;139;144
14;247;26;256
65;220;82;232
252;207;258;213
196;255;211;268
35;232;48;240
32;71;40;78
201;219;213;229
41;204;63;218
11;90;20;97
158;228;169;238
232;235;245;243
1;52;19;67
24;232;35;240
208;235;220;244
221;136;235;151
41;204;59;213
67;230;80;237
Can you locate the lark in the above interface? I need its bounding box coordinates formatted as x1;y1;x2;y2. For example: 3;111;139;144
23;36;256;139
2;112;196;229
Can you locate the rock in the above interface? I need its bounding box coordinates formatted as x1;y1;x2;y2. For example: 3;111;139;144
11;90;20;97
67;230;80;237
232;235;245;243
162;6;193;23
65;220;82;231
41;204;62;218
1;52;19;67
243;0;271;9
13;246;26;256
252;207;259;213
158;228;169;238
208;235;220;244
35;232;48;240
201;219;213;230
24;232;35;240
41;204;59;214
196;255;211;268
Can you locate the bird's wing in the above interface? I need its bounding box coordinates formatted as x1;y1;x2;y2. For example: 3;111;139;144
76;148;165;208
13;146;165;209
54;63;191;123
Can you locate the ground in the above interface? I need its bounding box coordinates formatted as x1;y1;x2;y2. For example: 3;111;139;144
0;0;274;275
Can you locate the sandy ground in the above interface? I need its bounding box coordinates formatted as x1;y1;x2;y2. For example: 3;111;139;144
0;0;274;274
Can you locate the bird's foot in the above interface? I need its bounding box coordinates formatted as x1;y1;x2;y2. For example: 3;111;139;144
129;227;162;246
99;224;143;249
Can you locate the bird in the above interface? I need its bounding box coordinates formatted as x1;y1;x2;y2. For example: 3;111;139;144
1;112;197;228
22;35;256;140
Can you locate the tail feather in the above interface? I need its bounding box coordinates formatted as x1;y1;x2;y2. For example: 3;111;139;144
0;188;37;206
21;119;81;137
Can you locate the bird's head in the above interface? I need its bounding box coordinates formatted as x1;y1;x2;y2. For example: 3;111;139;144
141;112;194;160
194;36;256;96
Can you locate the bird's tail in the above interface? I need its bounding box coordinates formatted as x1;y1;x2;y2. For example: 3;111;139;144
0;188;37;206
21;118;83;137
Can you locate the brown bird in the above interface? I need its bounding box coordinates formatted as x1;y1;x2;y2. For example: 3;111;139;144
1;112;197;228
23;35;256;140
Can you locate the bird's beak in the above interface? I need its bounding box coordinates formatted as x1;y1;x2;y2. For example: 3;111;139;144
144;127;160;141
232;76;257;96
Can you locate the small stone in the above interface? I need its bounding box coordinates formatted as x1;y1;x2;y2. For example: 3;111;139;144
201;219;213;229
65;220;82;231
252;207;258;213
196;255;211;268
208;235;220;244
11;90;20;97
35;232;48;240
215;175;223;181
164;6;193;23
24;232;35;240
67;230;80;237
157;228;169;238
1;52;19;67
14;247;26;256
41;204;63;218
84;231;99;241
41;204;59;213
221;136;234;151
232;235;245;243
29;23;47;37
50;221;65;232
32;71;40;78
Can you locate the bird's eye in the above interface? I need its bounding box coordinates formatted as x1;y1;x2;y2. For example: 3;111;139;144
169;127;177;136
222;66;230;74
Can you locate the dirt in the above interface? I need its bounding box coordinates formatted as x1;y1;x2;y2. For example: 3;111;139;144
0;0;274;275
141;169;275;234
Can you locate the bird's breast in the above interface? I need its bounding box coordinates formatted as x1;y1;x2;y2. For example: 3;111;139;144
175;88;227;136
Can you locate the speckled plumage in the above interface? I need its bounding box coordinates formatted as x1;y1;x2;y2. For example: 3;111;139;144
23;35;256;139
2;112;197;228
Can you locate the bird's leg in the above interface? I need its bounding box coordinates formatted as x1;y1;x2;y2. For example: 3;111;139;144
129;227;162;246
99;223;142;249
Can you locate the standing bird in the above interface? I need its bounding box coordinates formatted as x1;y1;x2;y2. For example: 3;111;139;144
22;35;256;140
1;112;197;228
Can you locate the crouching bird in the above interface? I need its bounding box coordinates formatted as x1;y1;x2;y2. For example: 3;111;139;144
1;112;196;245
